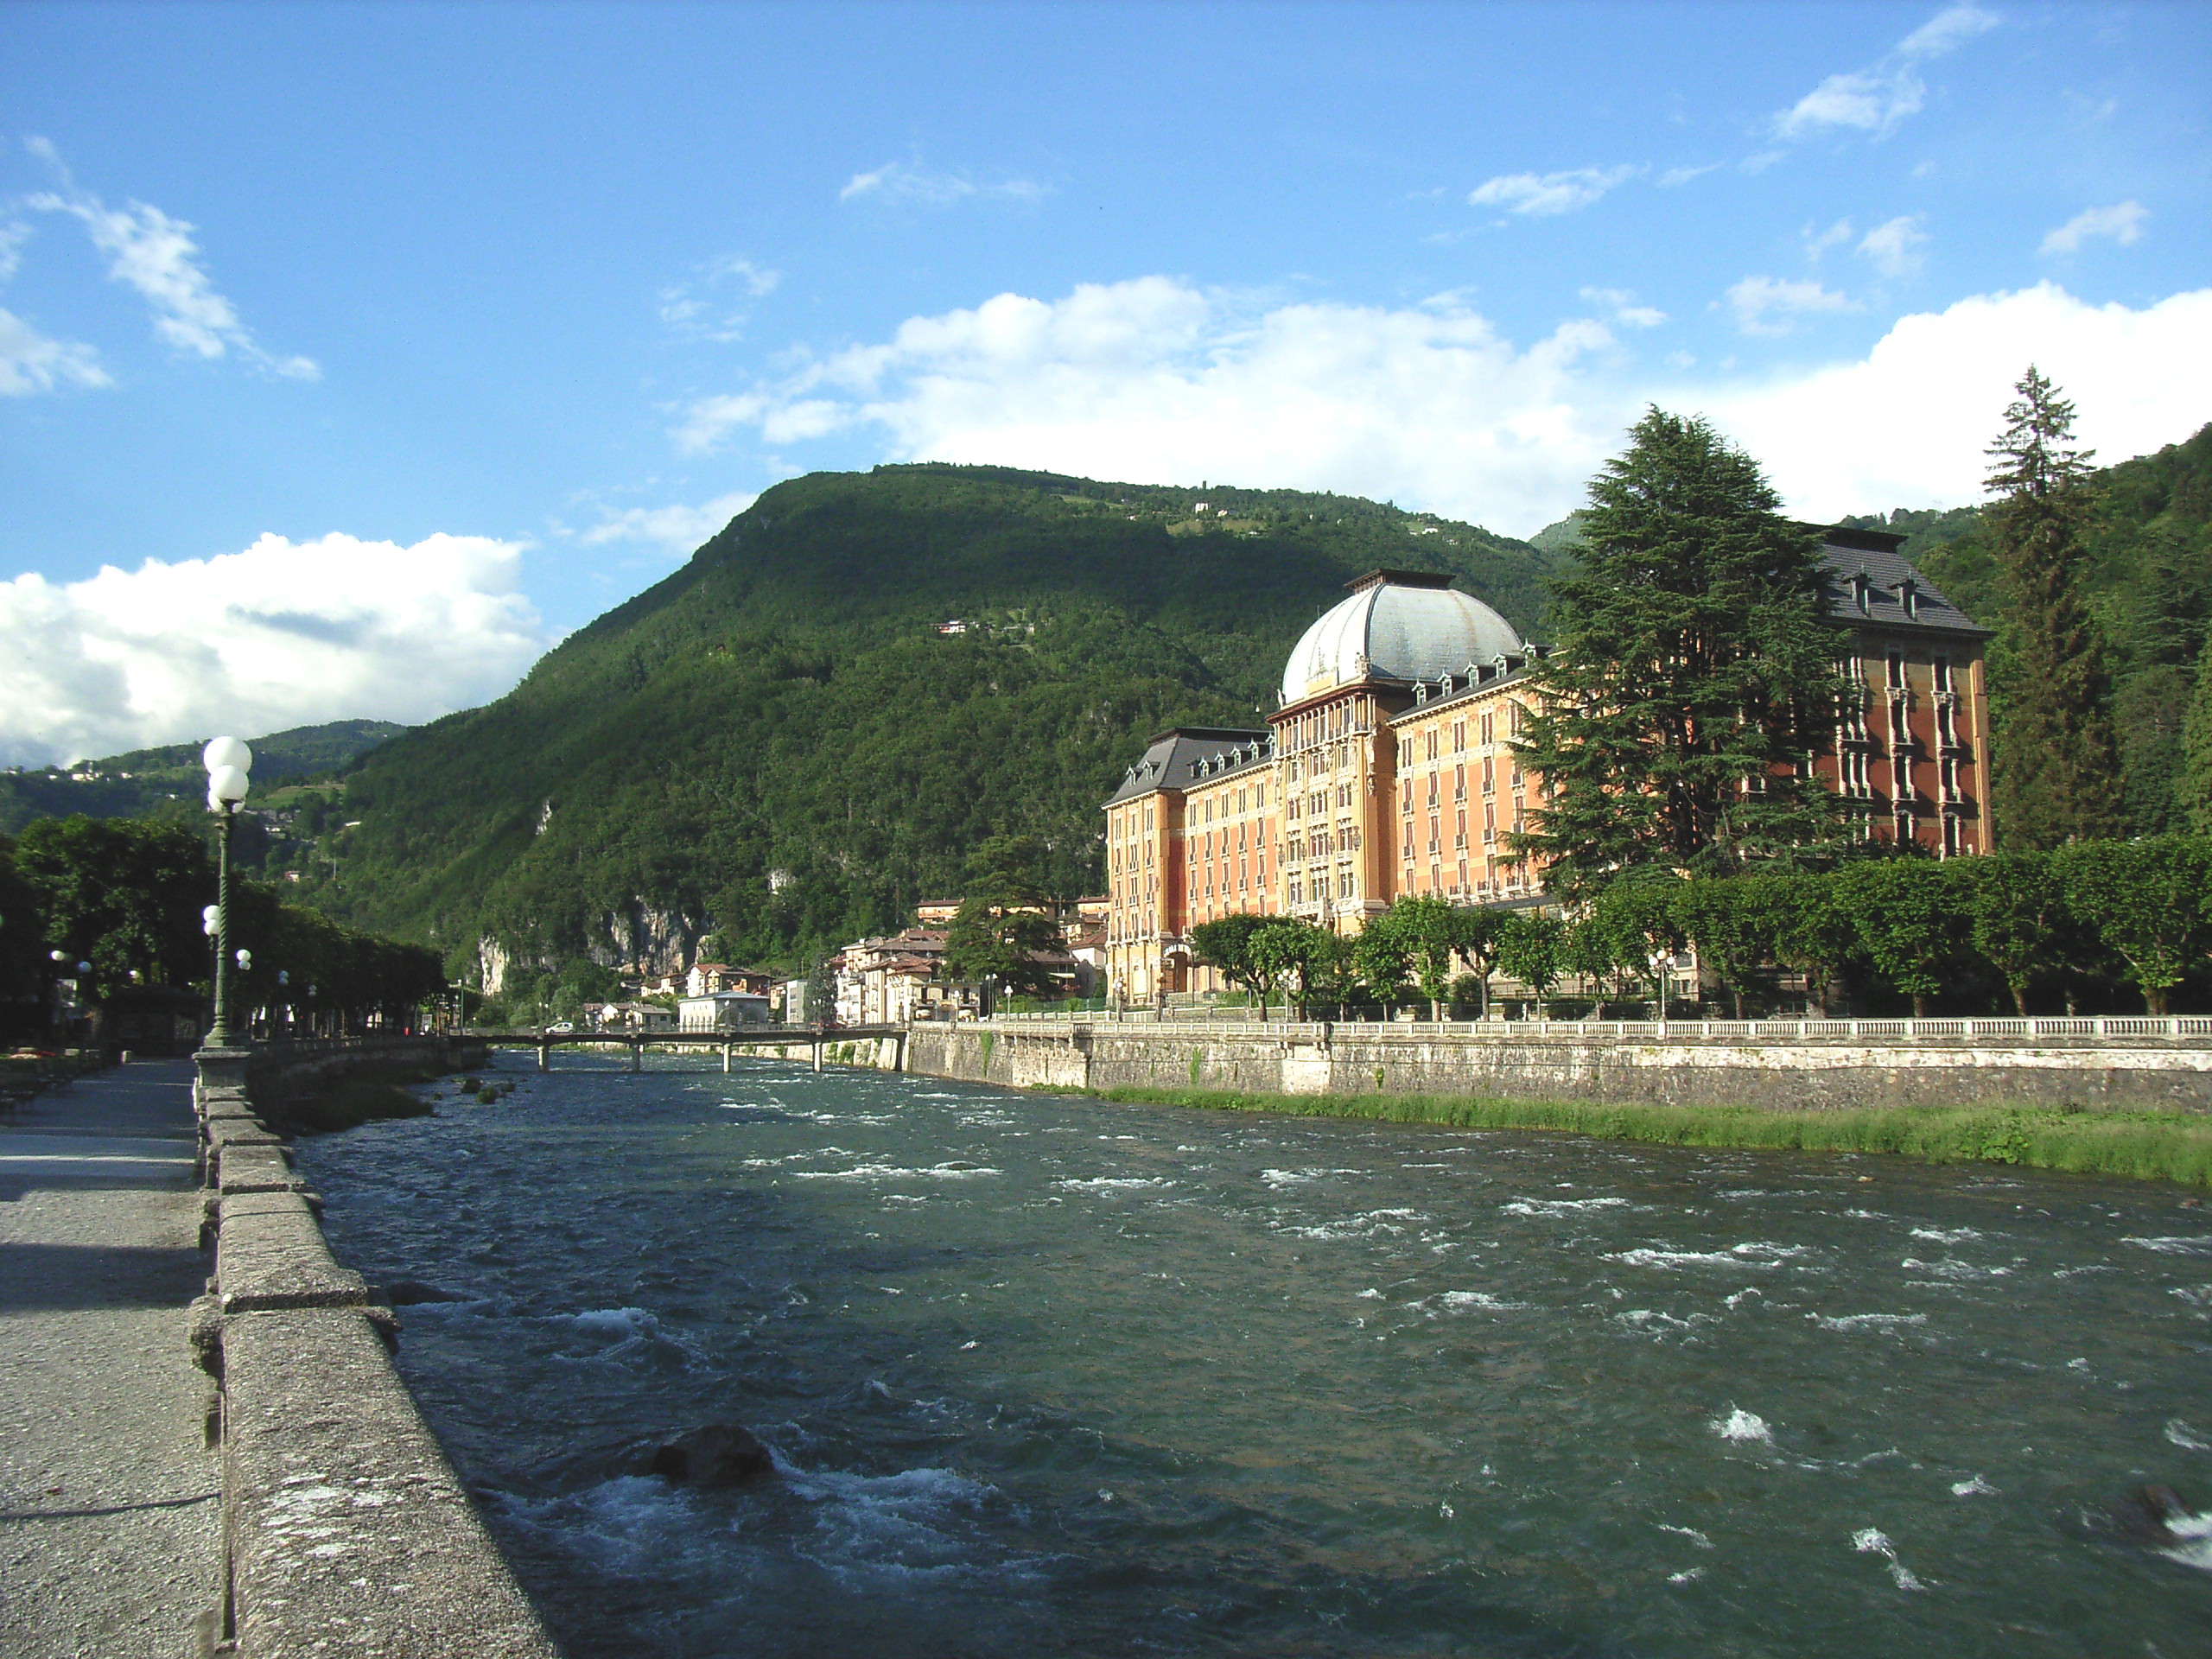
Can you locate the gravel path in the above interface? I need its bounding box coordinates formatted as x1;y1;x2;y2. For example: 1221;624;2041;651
0;1059;226;1658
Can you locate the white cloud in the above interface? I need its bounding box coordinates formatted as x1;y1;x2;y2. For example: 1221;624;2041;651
2040;200;2148;256
662;276;2209;550
574;491;757;555
658;254;781;341
1700;283;2212;523
1580;287;1666;328
1775;4;1999;140
0;532;550;766
1658;163;1720;188
838;159;1046;207
0;307;110;395
1859;214;1930;278
672;276;1639;537
16;138;317;379
1469;165;1641;217
1726;276;1857;335
1803;218;1855;262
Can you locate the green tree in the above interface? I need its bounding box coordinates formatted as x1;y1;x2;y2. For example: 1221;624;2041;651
2050;836;2212;1015
1590;874;1688;1018
1984;366;2125;847
1497;912;1567;1017
15;815;214;995
1510;409;1843;900
2181;630;2212;835
1446;906;1509;1019
1352;898;1465;1019
1192;912;1279;1022
1835;859;1968;1018
1962;851;2069;1016
1564;913;1630;1009
1675;875;1783;1020
1768;872;1856;1016
1248;917;1338;1020
941;893;1065;1000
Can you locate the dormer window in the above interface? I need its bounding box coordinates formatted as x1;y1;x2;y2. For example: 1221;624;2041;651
1851;572;1872;615
1898;580;1919;620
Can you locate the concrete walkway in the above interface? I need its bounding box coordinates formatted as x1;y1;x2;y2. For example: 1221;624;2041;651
0;1060;225;1657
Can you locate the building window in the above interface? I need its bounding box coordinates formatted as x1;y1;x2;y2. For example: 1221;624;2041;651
1482;756;1495;796
1453;721;1465;753
1480;711;1494;745
1933;657;1952;694
1886;651;1904;690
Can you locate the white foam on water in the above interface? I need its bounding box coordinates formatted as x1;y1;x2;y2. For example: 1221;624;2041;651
1724;1288;1762;1308
500;1474;701;1575
1851;1527;1929;1590
1657;1523;1713;1548
2120;1235;2212;1256
1667;1567;1705;1584
1357;1287;1383;1300
2165;1418;2211;1451
2170;1285;2212;1308
1810;1312;1929;1334
1950;1476;1997;1497
1712;1408;1773;1444
2158;1508;2212;1571
1900;1255;2011;1281
1503;1196;1631;1217
791;1161;1001;1183
1611;1242;1804;1271
1261;1166;1362;1188
1844;1208;1887;1221
779;1463;1024;1585
1437;1291;1531;1312
1054;1176;1171;1192
2051;1263;2118;1279
566;1306;660;1338
1910;1226;1984;1244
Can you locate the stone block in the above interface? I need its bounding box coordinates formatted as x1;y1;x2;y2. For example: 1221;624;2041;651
221;1306;559;1658
216;1192;367;1313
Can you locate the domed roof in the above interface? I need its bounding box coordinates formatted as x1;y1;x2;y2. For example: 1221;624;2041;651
1281;570;1522;706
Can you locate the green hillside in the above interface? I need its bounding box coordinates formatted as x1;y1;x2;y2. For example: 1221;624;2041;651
0;720;409;839
294;464;1564;980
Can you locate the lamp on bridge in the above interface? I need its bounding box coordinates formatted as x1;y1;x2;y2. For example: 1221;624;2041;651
203;735;253;1048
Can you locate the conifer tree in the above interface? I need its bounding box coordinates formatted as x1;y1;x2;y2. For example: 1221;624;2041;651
1984;366;2125;847
1510;409;1843;901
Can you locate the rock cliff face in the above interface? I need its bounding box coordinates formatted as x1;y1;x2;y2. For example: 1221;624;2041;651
591;903;702;976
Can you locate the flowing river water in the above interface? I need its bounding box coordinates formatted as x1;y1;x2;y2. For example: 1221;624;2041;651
295;1053;2212;1657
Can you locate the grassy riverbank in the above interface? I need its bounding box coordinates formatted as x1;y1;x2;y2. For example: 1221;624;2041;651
1090;1085;2212;1188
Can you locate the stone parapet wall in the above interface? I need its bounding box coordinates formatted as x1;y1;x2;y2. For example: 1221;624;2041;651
910;1021;2212;1114
192;1039;559;1656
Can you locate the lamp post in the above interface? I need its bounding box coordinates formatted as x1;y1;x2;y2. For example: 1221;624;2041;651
203;736;253;1047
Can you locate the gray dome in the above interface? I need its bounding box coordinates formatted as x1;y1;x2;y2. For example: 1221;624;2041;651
1281;575;1522;706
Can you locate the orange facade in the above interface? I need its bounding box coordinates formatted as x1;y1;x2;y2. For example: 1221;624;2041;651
1103;531;1993;1000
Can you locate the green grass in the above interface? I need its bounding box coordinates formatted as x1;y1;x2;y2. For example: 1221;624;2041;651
1089;1085;2212;1188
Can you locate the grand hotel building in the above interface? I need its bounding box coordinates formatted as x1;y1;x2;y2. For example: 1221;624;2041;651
1103;527;1993;999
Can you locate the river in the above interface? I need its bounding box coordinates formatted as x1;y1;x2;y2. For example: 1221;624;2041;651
294;1053;2212;1657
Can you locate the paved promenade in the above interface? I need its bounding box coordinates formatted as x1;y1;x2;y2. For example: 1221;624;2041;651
0;1060;225;1657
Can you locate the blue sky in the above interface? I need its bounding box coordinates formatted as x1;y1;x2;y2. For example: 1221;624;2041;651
3;1;2207;763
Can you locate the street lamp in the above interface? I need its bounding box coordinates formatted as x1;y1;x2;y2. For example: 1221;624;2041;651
203;735;252;1047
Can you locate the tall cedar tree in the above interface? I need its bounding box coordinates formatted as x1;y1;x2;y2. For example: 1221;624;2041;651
1984;367;2125;847
1510;410;1842;901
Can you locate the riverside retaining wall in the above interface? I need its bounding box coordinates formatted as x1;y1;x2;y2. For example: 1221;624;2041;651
905;1020;2212;1113
192;1038;558;1657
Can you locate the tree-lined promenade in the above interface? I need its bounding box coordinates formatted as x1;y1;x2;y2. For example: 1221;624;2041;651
1195;835;2212;1023
0;813;445;1046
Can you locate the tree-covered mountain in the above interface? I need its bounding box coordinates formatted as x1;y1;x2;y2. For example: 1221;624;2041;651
292;465;1567;986
0;720;409;838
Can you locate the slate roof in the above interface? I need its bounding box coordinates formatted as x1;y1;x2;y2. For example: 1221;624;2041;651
1813;526;1988;639
1105;726;1273;806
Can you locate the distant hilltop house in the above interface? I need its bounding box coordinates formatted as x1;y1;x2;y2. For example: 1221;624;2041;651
936;619;970;635
685;961;773;999
1105;539;1993;1000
